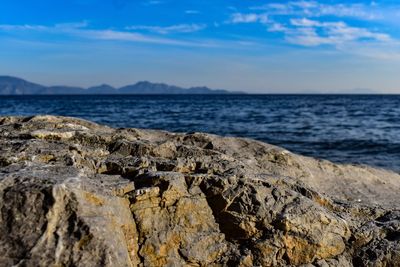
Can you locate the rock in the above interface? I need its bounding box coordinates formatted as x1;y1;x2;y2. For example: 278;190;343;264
0;115;400;266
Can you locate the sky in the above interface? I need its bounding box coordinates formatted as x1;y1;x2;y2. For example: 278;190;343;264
0;0;400;93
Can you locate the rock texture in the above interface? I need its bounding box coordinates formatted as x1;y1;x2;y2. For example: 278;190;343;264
0;115;400;266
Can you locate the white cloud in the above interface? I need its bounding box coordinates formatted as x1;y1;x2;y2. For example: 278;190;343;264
185;10;200;15
0;21;89;32
143;0;162;5
290;18;322;27
290;1;318;9
285;18;391;46
55;21;89;29
81;29;203;46
125;23;206;34
318;3;378;19
267;22;288;32
229;13;269;24
252;1;381;20
228;2;393;49
285;27;330;46
0;24;48;31
0;22;212;47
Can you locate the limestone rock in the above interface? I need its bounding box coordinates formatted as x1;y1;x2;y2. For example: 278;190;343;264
0;115;400;266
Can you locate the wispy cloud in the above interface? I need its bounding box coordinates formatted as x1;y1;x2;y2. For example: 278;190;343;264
229;13;269;24
0;24;48;31
265;17;392;47
0;21;89;32
185;10;200;15
267;22;288;33
78;29;202;46
125;23;206;34
228;1;395;51
221;2;399;64
0;22;212;47
142;0;162;6
251;1;382;20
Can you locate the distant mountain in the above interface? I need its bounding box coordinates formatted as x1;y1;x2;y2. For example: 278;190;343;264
0;76;47;95
187;86;230;94
119;81;185;94
86;84;117;94
0;76;236;95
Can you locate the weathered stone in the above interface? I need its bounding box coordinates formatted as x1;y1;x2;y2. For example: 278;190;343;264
0;115;400;266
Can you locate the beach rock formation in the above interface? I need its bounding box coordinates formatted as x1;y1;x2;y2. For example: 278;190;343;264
0;115;400;266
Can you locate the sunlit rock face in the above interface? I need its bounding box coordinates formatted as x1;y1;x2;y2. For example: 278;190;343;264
0;115;400;267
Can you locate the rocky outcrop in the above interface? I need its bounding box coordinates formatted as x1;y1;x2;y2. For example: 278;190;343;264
0;115;399;266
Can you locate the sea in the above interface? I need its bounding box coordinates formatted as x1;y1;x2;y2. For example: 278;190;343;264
1;94;399;173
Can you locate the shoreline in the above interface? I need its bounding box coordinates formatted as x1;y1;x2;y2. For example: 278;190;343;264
1;94;398;174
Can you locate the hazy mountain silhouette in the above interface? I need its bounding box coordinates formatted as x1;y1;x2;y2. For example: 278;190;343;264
0;76;47;95
0;76;236;95
86;84;117;94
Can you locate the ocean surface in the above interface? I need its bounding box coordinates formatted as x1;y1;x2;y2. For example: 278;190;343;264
1;95;399;173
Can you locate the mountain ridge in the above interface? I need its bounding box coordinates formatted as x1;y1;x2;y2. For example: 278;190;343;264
0;76;238;95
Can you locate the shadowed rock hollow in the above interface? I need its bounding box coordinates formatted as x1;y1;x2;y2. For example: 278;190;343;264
0;115;400;266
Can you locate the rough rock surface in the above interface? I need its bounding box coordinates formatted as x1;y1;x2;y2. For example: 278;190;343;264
0;115;400;266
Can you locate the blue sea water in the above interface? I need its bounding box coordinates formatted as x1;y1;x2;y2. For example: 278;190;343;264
0;94;399;172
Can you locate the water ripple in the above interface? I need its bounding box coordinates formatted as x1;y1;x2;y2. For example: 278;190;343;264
1;94;399;172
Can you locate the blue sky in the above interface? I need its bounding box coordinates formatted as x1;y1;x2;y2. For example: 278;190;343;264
1;0;400;93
